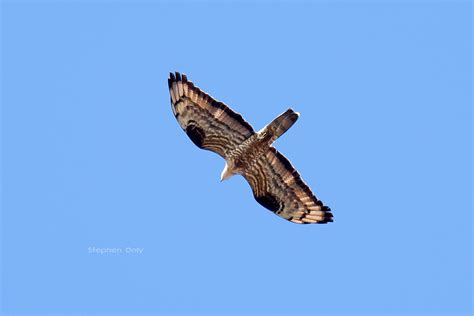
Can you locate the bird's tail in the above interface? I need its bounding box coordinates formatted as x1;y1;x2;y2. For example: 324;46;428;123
262;109;299;143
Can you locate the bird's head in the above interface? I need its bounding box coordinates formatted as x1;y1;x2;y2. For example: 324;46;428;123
220;163;235;181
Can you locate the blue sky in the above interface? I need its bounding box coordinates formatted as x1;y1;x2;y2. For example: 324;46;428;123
1;1;472;315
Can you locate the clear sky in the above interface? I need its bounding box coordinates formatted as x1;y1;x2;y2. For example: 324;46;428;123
1;1;472;315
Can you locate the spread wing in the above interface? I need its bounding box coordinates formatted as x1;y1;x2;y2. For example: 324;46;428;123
242;147;333;224
168;72;254;158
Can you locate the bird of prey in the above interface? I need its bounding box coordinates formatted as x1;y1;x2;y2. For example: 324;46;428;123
168;72;333;224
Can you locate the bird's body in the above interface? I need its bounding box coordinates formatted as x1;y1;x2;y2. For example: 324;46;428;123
222;131;271;178
168;72;333;224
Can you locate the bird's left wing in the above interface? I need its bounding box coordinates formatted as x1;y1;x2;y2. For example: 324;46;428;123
242;147;334;224
168;72;254;158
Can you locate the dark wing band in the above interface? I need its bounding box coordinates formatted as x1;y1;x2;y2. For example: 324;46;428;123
242;147;333;224
168;72;254;158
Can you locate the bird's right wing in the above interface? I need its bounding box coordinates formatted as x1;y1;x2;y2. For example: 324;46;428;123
242;147;333;224
168;72;254;158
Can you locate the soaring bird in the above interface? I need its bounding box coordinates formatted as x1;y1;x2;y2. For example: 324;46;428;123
168;72;333;224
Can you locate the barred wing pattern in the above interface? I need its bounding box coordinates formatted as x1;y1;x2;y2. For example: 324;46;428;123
168;72;254;158
242;147;333;224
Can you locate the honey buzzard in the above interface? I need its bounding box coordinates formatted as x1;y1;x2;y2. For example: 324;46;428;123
168;72;333;224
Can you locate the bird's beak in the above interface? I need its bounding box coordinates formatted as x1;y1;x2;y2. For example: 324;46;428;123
220;172;230;182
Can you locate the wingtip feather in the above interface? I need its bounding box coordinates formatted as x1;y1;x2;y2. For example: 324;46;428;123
170;72;189;83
